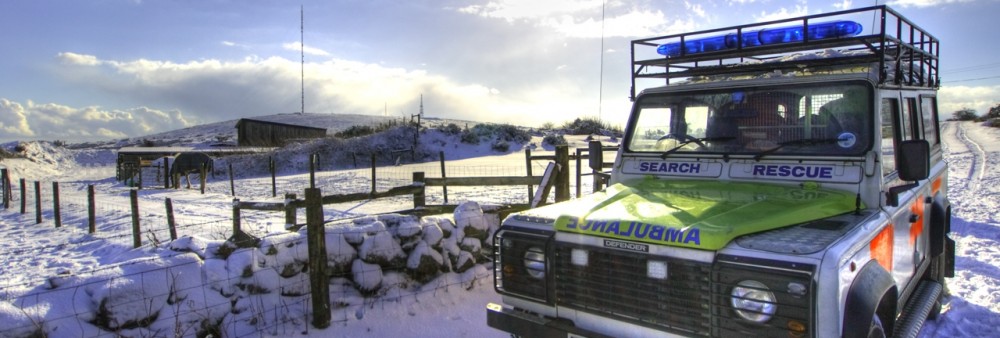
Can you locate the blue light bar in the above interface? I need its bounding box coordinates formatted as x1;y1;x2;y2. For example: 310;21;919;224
656;20;863;57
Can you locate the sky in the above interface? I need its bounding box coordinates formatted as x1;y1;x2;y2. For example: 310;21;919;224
1;0;999;143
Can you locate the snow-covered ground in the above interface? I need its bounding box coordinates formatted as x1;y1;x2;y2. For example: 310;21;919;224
0;119;996;337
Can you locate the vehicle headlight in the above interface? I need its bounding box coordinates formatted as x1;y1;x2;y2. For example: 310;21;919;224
523;246;546;279
731;280;777;323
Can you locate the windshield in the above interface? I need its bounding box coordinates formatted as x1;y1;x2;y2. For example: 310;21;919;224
626;82;872;157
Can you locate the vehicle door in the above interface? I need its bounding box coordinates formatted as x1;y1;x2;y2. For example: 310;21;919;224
878;92;932;290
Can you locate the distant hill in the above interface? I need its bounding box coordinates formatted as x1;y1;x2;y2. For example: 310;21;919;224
60;113;485;149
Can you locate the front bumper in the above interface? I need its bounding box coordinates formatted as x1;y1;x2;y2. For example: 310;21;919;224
486;303;614;338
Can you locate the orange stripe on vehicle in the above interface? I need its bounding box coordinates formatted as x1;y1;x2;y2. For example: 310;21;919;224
932;177;942;196
871;225;894;272
910;196;925;245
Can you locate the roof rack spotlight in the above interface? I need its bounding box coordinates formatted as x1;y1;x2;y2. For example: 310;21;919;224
657;20;863;57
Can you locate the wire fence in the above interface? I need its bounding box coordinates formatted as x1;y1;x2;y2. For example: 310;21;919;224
0;144;610;337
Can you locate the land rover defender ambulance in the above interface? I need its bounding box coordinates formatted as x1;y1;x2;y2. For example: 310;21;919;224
487;6;954;338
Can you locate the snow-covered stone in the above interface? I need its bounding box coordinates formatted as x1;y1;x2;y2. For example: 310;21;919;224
351;259;382;293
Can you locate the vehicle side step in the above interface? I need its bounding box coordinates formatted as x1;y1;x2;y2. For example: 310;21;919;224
893;280;943;338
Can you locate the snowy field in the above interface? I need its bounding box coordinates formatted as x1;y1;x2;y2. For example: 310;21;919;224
0;120;997;337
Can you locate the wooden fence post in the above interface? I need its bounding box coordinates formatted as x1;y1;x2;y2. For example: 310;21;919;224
413;172;425;209
270;156;276;198
130;189;141;248
284;193;297;230
200;163;207;195
439;151;448;204
524;148;534;199
229;199;258;247
164;156;171;189
34;181;42;224
305;187;330;329
555;145;570;202
229;162;235;196
137;165;143;190
370;153;377;194
309;153;316;189
575;148;583;198
87;185;96;233
1;168;9;209
165;198;177;240
20;178;26;214
589;140;606;193
52;182;61;228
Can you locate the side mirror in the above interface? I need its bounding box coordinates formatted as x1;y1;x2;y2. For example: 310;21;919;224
886;140;929;207
897;140;929;181
588;140;603;171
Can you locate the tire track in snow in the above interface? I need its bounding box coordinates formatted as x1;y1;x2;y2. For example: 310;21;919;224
953;122;986;193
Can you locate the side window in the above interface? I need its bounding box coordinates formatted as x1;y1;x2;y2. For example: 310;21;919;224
899;98;916;141
920;96;941;147
907;98;923;140
881;98;898;177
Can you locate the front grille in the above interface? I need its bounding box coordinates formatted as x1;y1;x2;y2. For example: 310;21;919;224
552;244;714;336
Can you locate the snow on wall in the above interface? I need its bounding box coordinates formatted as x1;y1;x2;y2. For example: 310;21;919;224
0;201;499;337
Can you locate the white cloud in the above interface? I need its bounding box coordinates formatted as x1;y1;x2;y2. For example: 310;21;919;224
57;52;103;66
46;52;604;140
887;0;973;8
939;85;1000;116
282;42;330;57
685;1;707;18
0;99;34;137
832;0;853;10
456;0;692;39
0;98;192;142
754;5;810;22
457;0;603;22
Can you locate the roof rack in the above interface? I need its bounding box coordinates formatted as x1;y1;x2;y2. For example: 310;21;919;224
630;5;939;100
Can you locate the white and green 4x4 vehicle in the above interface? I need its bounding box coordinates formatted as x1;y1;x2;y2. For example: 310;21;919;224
487;6;954;338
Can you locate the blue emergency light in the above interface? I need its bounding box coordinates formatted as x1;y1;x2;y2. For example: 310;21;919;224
657;20;863;57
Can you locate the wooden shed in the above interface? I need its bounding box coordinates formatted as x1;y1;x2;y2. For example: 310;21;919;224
235;118;327;147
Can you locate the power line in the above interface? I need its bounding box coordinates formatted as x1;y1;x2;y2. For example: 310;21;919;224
943;75;1000;84
943;62;1000;74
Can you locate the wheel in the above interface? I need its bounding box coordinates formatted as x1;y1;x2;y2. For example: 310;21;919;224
927;298;942;320
867;313;886;338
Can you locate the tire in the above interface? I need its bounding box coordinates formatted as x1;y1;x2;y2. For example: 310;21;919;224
927;299;942;320
867;314;886;338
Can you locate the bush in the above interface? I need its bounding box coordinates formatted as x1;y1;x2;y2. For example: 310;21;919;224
987;104;1000;119
335;120;402;139
543;133;567;146
439;123;462;135
460;128;481;144
951;108;978;121
985;118;1000;128
459;123;530;145
561;117;622;136
491;140;510;152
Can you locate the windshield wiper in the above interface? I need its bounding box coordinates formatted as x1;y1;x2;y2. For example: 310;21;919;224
660;136;736;159
753;137;845;161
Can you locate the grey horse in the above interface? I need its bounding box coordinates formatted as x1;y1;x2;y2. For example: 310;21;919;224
170;152;213;189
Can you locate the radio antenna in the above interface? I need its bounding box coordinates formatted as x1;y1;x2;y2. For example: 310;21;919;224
598;0;606;121
300;5;305;115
